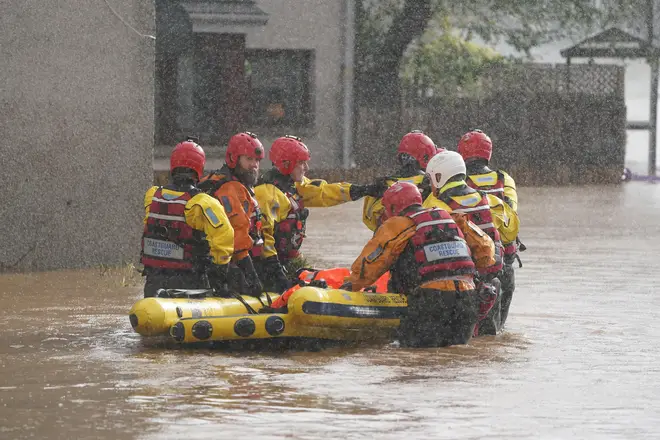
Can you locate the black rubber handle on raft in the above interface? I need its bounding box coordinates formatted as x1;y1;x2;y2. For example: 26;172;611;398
230;292;259;315
157;288;214;298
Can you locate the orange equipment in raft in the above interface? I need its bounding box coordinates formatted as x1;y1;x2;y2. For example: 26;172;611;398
270;268;391;309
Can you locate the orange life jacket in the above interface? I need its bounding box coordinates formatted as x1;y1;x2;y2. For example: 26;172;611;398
199;166;264;256
269;268;391;309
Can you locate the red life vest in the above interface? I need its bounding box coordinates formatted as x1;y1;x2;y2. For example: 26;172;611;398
404;208;475;281
141;187;207;271
200;167;265;256
274;191;307;260
258;170;309;261
439;185;504;274
502;242;517;256
465;172;517;257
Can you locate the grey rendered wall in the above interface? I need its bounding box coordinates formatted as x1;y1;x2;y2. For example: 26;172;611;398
246;0;345;168
0;0;155;271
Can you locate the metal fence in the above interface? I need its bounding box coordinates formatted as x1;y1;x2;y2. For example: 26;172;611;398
353;63;626;185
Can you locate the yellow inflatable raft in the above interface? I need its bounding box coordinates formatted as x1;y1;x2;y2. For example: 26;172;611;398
129;287;407;344
128;291;276;336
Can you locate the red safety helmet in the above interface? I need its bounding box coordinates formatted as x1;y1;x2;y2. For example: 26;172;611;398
382;181;423;219
397;130;442;170
269;135;311;175
457;129;493;162
170;141;206;179
226;131;265;168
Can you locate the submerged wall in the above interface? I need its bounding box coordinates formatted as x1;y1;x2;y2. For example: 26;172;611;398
0;0;155;271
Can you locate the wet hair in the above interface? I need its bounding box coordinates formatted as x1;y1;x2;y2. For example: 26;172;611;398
398;152;420;168
397;152;423;178
465;157;488;166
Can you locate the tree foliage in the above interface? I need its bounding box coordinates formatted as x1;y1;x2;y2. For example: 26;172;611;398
354;0;656;147
447;0;654;52
401;29;508;97
356;0;656;103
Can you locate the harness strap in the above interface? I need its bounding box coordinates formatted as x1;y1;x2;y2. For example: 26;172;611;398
230;292;259;315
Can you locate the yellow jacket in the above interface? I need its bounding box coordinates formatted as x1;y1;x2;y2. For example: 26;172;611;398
296;176;353;206
424;181;519;246
500;171;518;212
467;169;518;212
143;186;234;265
254;176;353;259
362;174;426;232
484;194;520;245
422;184;455;212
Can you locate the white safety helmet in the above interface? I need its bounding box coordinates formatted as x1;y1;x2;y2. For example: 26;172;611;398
426;150;467;189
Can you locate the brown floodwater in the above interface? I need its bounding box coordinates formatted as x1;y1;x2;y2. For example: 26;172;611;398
1;183;659;439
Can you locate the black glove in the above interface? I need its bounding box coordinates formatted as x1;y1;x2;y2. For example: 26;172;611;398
263;256;292;294
238;256;263;297
349;179;389;200
207;264;230;297
339;281;353;291
229;256;263;297
419;174;432;199
308;279;328;288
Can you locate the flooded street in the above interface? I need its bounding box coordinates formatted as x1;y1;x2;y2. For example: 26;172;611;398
1;183;660;439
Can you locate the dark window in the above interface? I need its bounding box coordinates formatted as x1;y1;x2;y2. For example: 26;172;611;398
155;31;247;146
175;49;227;143
175;53;196;136
246;49;314;128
